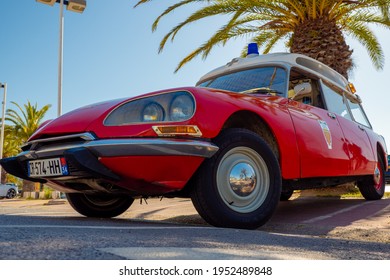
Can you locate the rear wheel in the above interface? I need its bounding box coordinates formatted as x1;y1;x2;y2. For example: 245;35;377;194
357;156;385;200
280;188;294;201
66;193;134;218
191;128;281;229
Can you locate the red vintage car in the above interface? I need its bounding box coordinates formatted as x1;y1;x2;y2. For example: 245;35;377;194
1;44;387;229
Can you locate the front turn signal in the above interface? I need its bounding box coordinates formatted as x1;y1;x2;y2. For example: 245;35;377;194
152;125;202;137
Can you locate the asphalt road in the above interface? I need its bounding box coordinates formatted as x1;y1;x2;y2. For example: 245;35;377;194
0;194;389;260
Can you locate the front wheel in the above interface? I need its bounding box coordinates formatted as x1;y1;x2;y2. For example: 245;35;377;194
191;128;281;229
357;156;385;200
66;193;134;218
6;189;17;199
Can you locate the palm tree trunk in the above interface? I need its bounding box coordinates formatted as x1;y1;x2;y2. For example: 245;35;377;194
290;17;353;79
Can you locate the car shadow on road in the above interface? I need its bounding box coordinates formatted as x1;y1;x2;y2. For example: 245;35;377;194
261;197;390;242
131;196;390;243
120;196;390;243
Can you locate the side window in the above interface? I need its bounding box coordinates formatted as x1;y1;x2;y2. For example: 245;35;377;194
321;82;352;120
346;98;371;128
288;69;325;109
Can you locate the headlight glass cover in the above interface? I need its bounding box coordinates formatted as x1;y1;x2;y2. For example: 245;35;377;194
169;94;195;121
142;102;165;122
104;91;195;126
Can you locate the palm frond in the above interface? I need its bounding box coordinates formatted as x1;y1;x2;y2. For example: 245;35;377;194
346;21;384;70
263;31;289;53
134;0;390;72
152;0;208;32
5;101;51;142
158;2;243;53
133;0;155;8
175;24;260;72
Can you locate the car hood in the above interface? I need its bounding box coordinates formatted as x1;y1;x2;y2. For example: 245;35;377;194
28;98;127;141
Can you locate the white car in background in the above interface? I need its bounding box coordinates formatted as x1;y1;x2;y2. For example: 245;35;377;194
0;183;18;199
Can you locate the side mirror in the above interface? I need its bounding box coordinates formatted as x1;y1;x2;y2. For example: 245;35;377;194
293;82;312;96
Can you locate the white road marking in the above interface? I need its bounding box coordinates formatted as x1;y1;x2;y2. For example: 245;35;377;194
303;200;376;223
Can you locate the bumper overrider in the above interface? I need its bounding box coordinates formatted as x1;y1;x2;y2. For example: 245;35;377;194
0;132;219;189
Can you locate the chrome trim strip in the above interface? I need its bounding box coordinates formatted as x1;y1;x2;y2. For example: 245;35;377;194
21;132;96;150
19;138;219;160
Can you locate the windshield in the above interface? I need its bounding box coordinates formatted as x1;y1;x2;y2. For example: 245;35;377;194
198;66;287;96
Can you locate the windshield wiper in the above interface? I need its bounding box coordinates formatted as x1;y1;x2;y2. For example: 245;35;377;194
240;87;281;96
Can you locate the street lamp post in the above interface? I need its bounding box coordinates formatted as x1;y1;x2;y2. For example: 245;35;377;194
36;0;86;117
58;0;64;117
0;83;7;184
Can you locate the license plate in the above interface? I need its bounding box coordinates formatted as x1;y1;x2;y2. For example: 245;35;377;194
28;158;69;178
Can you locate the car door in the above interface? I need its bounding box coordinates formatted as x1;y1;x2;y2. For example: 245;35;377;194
320;81;376;175
287;96;351;178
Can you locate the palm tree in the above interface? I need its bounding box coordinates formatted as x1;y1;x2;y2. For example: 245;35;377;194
3;125;22;157
135;0;390;78
4;101;51;188
5;101;51;143
0;125;22;183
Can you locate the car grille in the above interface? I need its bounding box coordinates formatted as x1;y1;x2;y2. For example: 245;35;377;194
21;132;97;151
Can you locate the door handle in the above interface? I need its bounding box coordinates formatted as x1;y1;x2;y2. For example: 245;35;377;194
327;112;336;119
358;124;365;131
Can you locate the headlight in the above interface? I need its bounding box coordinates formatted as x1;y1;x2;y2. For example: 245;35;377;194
169;94;195;121
104;91;195;126
142;102;164;122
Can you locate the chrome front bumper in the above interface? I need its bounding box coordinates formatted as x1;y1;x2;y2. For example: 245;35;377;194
20;138;219;160
1;133;219;183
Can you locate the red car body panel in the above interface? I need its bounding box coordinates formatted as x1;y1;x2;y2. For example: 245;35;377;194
287;100;351;178
365;127;388;167
337;116;376;175
30;98;127;140
99;155;204;194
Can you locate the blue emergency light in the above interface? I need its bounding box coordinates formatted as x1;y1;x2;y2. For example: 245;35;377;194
247;43;259;56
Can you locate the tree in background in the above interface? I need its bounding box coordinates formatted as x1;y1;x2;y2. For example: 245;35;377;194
0;125;22;184
2;101;51;188
3;125;21;157
6;101;51;143
135;0;390;78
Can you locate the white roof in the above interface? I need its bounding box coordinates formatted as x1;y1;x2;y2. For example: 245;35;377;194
197;52;350;91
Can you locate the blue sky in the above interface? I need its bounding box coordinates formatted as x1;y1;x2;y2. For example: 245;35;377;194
0;0;390;146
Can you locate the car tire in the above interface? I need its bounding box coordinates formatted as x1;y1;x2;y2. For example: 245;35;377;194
6;188;17;199
280;188;294;201
191;128;281;229
66;193;134;218
357;155;385;200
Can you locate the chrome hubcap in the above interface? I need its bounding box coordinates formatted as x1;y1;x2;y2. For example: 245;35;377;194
374;165;381;186
217;147;270;213
229;162;257;197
